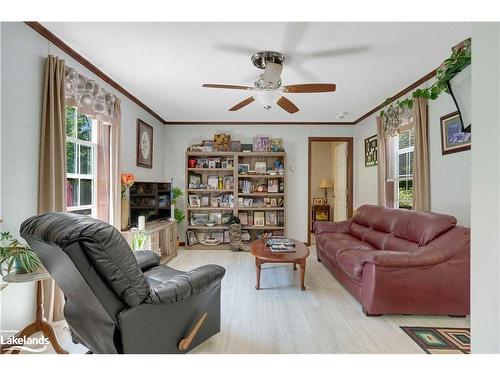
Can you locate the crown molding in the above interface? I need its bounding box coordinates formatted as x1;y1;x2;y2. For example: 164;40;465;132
163;121;355;125
25;21;167;124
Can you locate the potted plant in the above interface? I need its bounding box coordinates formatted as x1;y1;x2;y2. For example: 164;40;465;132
121;173;135;231
171;187;185;246
0;231;42;277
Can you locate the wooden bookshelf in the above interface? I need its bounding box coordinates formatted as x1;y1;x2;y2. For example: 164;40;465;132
185;150;286;250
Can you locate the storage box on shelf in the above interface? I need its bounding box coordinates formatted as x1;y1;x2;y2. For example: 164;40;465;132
185;151;286;250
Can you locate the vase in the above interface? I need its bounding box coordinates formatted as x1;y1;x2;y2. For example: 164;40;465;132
121;199;130;230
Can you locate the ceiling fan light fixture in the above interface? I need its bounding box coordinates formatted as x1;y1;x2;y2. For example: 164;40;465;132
255;89;280;110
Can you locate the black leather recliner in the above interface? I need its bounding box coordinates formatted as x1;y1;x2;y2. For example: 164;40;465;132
20;212;225;354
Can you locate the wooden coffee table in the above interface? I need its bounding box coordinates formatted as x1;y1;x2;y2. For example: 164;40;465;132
251;238;310;291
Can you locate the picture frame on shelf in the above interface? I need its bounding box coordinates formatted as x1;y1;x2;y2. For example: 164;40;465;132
440;111;471;155
227;158;234;168
209;212;222;225
223;176;234;190
212;231;224;242
210;196;220;208
364;135;378;167
270;197;278;207
271;138;284;152
186;230;199;246
136;119;154;169
241;143;253;152
221;161;228;169
197;232;207;242
238;212;248;225
254;161;267;174
188;172;202;189
188;194;200;207
231;141;241;152
208;160;216;169
312;197;325;205
243;198;253;207
223;230;230;243
214;133;231;151
238;163;250;174
253;136;270;152
201;196;210;207
254;211;265;226
192;213;209;226
265;211;277;226
222;213;231;224
267;179;279;193
207;175;219;189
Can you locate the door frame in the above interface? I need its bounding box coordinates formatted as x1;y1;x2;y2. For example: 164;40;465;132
307;137;354;246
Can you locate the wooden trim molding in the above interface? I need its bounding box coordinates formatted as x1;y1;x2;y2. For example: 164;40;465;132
307;137;354;245
353;70;437;124
164;121;355;125
25;21;166;124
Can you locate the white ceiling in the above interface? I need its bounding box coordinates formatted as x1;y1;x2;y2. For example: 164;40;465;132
42;22;471;123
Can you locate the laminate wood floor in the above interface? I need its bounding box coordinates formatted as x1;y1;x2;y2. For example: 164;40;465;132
39;246;469;354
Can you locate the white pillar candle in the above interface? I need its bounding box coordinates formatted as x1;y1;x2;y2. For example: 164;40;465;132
138;216;146;231
171;204;175;220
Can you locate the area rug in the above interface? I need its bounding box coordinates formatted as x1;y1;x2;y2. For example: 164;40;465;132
400;326;470;354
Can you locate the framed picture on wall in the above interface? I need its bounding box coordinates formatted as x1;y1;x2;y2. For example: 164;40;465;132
364;135;378;167
440;111;471;155
136;119;153;168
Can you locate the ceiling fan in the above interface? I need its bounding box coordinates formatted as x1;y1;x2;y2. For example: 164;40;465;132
202;51;336;114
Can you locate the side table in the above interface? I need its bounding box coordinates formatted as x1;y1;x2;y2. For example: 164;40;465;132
0;270;68;354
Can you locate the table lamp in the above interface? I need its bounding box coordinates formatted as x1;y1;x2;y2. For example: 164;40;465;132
319;178;332;204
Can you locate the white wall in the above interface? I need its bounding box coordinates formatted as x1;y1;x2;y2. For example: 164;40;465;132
470;23;500;354
164;125;353;242
353;83;471;226
0;22;166;332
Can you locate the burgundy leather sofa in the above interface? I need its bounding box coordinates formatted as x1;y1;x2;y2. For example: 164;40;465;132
314;205;470;316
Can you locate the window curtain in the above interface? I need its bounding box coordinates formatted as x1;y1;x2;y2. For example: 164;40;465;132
412;97;430;210
38;55;66;322
376;117;396;208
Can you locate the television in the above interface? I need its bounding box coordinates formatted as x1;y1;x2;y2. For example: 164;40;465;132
128;181;171;228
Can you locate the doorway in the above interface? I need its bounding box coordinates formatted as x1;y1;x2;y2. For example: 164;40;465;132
307;137;353;245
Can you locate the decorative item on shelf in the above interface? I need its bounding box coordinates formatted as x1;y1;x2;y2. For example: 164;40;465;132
121;173;135;230
137;119;153;169
186;230;199;246
0;232;42;276
209;212;222;225
440;111;471;155
267;179;279;193
191;213;209;226
238;164;250;174
188;159;197;168
188;173;202;189
218;176;224;190
137;215;146;230
130;228;152;251
265;211;277;226
253;136;270;152
254;161;267;174
271;138;284;152
202;140;214;151
201;196;210;207
189;195;201;207
312;197;325;205
214;133;231;151
241;144;253;152
319;178;332;204
231;141;241;152
227;158;234;168
207;175;219;189
365;135;378;167
254;211;265;226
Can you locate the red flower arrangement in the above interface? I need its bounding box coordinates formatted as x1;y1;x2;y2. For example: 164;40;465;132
121;173;135;199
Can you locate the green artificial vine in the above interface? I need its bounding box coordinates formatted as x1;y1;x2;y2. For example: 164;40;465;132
380;38;471;118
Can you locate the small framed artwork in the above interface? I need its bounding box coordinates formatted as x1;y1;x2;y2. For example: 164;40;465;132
267;179;279;193
188;172;202;189
221;161;228;169
364;135;378;167
223;176;234;190
265;211;277;226
313;197;325;205
440;111;471;155
254;161;267;174
254;211;265;226
208;160;216;169
136;119;153;168
227;158;234;168
241;144;253;152
207;175;219;189
214;134;231;151
243;198;253;207
271;138;284;152
210;196;220;208
231;141;241;152
238;163;250;174
188;195;200;207
253;136;270;152
209;212;222;225
270;197;278;207
238;212;248;225
186;230;199;246
200;196;210;207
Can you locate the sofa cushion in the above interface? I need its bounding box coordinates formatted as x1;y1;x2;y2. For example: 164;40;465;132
353;205;384;227
337;249;374;281
384;235;419;251
349;222;370;240
363;229;391;249
393;210;457;246
371;207;404;233
318;233;376;265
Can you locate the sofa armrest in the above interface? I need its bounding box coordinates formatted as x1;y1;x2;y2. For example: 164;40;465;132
134;250;160;271
314;219;352;236
147;265;225;304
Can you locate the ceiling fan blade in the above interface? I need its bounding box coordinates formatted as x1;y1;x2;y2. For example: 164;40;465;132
229;96;255;111
203;84;253;90
283;84;336;93
276;96;299;114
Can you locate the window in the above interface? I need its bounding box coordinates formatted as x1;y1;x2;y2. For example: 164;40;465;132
66;106;97;216
392;129;415;209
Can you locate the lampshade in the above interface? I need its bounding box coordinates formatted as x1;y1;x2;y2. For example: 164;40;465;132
319;178;332;189
448;64;471;132
255;89;280;110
